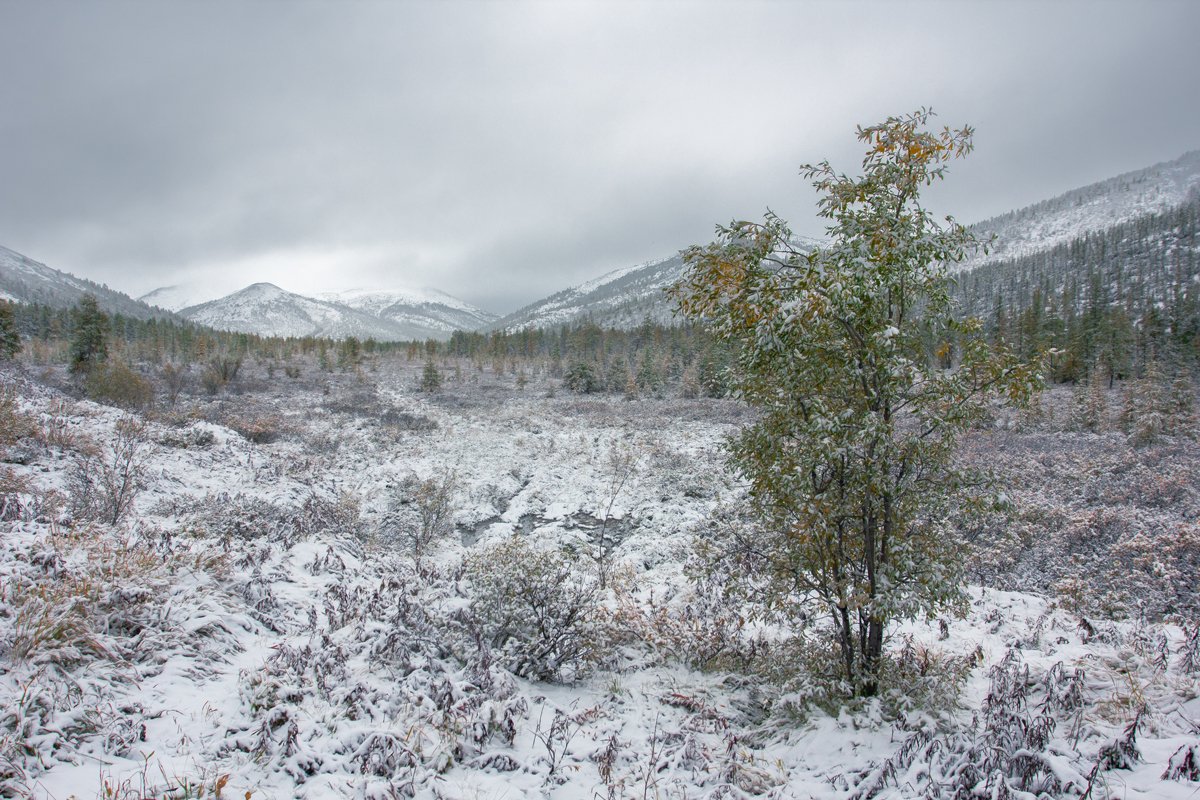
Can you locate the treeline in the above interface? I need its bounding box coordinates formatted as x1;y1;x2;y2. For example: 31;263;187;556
955;191;1200;383
1;295;735;397
5;190;1199;397
4;299;408;366
439;321;733;396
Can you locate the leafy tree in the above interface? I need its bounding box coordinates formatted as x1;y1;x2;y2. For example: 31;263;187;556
673;110;1041;696
0;301;19;360
70;294;110;374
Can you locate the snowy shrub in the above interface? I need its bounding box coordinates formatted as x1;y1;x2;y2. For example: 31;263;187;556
66;416;148;526
321;388;381;417
218;556;533;795
382;471;457;561
8;580;111;667
202;355;242;395
465;537;606;681
379;407;437;432
1179;624;1200;674
224;411;288;443
0;524;198;793
563;360;603;394
0;468;31;521
0;384;36;450
157;360;189;406
614;565;765;672
297;491;363;541
1164;742;1200;781
84;359;154;409
959;424;1200;620
35;398;82;450
172;491;360;548
158;423;215;449
850;650;1090;799
876;635;978;720
6;531;168;667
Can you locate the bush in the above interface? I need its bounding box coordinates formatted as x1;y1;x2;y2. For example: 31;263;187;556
66;417;148;526
168;491;362;548
465;537;604;681
383;472;457;561
379;408;437;432
202;355;243;395
0;385;36;451
159;362;189;406
85;360;154;409
226;412;287;443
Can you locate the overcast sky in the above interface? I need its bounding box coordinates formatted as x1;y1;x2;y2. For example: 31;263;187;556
2;0;1198;313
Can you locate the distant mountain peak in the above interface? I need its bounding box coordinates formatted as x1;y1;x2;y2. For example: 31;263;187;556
177;282;496;341
490;235;825;333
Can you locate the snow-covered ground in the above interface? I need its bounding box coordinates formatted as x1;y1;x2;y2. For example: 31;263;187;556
2;362;1198;799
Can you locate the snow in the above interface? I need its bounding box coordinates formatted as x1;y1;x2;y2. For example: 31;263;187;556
138;282;224;312
323;286;488;317
3;362;1198;799
176;282;497;341
960;149;1200;272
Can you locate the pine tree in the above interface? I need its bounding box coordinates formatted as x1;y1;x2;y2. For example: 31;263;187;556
0;301;19;360
420;359;442;392
70;295;110;374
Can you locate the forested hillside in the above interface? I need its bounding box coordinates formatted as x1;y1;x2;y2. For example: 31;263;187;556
955;190;1200;382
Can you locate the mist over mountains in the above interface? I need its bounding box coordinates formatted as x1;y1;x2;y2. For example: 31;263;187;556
2;149;1199;341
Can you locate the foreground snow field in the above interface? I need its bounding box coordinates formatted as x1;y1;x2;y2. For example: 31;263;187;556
2;360;1198;799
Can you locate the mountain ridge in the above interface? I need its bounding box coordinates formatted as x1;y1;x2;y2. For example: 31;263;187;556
177;282;496;342
959;149;1200;271
6;148;1200;339
0;245;176;321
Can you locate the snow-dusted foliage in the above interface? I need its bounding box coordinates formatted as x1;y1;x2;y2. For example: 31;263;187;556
2;358;1200;799
963;385;1200;620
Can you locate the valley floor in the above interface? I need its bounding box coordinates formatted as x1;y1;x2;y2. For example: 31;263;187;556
2;360;1198;799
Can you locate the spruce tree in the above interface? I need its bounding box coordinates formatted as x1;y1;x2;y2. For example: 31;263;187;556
0;301;19;360
420;359;442;392
69;294;110;374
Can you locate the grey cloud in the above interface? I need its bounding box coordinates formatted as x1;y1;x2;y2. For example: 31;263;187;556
1;0;1198;314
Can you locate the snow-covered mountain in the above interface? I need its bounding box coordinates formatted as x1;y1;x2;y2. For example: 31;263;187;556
492;151;1200;334
489;254;690;332
491;237;824;332
179;283;406;341
0;244;174;320
960;149;1200;271
178;282;493;341
138;283;225;313
321;287;498;337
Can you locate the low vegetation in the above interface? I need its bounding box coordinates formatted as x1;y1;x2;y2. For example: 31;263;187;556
0;115;1198;798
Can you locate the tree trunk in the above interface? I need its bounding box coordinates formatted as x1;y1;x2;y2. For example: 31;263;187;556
861;617;885;696
837;606;855;688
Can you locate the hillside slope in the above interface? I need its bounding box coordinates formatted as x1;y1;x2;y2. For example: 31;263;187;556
0;245;175;320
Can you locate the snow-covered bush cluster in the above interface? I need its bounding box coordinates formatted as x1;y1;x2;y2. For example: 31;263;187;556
963;385;1200;621
2;361;1199;798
